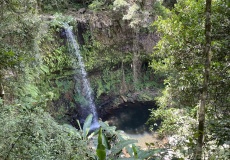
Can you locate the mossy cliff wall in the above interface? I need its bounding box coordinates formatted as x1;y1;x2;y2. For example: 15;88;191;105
37;1;163;123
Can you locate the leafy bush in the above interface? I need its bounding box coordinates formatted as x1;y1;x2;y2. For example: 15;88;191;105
89;0;105;10
38;0;70;11
50;13;75;28
0;104;93;160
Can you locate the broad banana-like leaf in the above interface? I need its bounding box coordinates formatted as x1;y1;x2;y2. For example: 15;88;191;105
96;127;106;160
102;132;111;150
83;114;93;139
99;121;117;134
132;144;138;158
96;149;106;160
111;139;138;155
77;119;82;131
137;149;163;159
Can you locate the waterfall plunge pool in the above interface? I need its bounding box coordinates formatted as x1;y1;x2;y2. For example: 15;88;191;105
101;101;160;148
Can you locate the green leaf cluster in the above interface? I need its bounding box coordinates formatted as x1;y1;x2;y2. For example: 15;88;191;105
149;0;230;159
0;104;93;160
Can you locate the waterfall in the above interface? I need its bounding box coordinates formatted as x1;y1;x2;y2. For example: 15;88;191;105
64;24;100;130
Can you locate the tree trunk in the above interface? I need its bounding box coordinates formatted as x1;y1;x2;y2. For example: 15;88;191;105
195;0;211;159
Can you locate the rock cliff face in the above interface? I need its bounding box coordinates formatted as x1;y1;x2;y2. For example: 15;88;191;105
69;4;159;54
61;2;161;109
65;4;159;96
46;1;162;124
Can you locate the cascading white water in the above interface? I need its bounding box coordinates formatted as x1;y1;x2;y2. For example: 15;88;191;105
64;24;100;130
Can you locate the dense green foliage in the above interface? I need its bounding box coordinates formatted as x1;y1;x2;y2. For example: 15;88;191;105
148;0;230;159
1;0;229;159
0;102;92;159
0;1;160;159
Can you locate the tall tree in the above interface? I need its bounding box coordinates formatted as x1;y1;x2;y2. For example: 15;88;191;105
150;0;229;158
196;0;212;159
